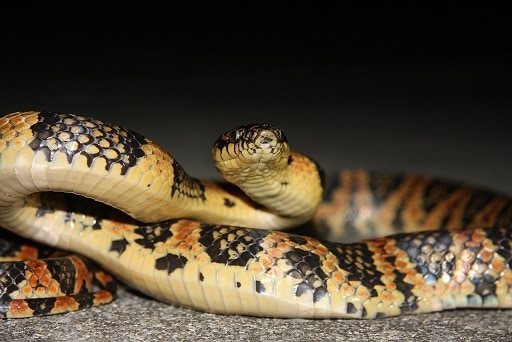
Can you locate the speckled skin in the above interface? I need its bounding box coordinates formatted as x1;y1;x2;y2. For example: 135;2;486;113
0;111;511;319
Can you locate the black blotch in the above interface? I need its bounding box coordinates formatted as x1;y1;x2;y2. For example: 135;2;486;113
170;160;206;201
287;270;302;279
223;198;236;208
199;272;204;281
236;282;241;288
109;238;129;254
132;148;145;158
155;254;188;274
313;286;327;302
323;241;385;293
283;247;331;302
46;258;78;294
255;280;265;293
487;227;512;269
346;302;357;314
29;111;150;176
288;236;307;245
198;225;267;267
28;297;58;316
295;282;310;297
134;222;175;249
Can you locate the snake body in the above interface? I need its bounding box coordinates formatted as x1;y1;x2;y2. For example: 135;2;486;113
1;111;512;319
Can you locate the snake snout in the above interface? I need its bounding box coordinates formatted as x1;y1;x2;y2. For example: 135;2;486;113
256;130;276;148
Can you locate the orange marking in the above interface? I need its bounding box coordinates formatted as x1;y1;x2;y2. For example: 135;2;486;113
355;286;370;299
35;286;47;297
21;284;33;297
315;244;328;255
267;248;283;259
259;254;274;268
54;296;80;312
48;281;60;295
94;270;116;286
383;271;397;281
33;265;45;278
471;230;486;242
382;263;395;273
332;271;346;283
453;232;470;244
177;242;190;250
94;290;115;305
276;241;291;251
247;262;264;273
341;283;354;294
384;243;397;254
8;299;31;317
459;280;475;294
28;274;39;288
40;274;52;287
381;291;393;303
386;282;397;292
371;247;383;255
16;245;39;260
414;276;426;287
501;271;512;283
10;115;24;127
185;235;197;244
404;269;418;278
491;257;506;273
478;249;494;262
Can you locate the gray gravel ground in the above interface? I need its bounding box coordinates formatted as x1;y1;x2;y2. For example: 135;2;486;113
3;285;512;341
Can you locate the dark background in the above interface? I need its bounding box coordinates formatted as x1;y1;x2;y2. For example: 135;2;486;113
1;4;511;190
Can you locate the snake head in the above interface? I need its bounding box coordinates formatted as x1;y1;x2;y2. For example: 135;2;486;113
212;123;291;181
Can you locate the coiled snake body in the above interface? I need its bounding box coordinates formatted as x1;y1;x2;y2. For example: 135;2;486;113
1;111;511;319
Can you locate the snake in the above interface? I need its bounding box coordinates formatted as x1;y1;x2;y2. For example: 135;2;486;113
1;111;512;319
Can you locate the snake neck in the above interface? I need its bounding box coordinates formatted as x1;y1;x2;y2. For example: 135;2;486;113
219;151;324;225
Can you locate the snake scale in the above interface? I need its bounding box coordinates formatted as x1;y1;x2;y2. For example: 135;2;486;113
1;111;512;319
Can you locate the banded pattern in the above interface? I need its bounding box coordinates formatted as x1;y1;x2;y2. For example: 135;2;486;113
0;111;511;319
313;170;512;243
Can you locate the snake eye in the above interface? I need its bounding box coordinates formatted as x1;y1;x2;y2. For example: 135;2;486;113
234;128;243;141
223;128;242;143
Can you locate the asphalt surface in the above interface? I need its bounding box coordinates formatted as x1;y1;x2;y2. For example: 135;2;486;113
3;285;512;341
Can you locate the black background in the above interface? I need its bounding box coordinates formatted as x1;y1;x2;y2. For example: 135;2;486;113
1;5;511;190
